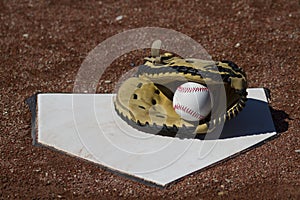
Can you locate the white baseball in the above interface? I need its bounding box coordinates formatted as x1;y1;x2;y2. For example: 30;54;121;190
173;82;212;121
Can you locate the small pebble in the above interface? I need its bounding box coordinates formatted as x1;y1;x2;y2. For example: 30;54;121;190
218;191;228;196
104;80;111;84
115;15;123;21
225;178;232;183
234;42;241;48
295;149;300;153
23;33;29;38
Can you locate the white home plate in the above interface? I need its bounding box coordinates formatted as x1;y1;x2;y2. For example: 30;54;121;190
33;88;276;186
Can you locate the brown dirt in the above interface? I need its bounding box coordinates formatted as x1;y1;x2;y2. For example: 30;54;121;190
1;0;299;199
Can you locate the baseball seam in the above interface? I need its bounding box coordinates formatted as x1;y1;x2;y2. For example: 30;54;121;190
177;86;209;93
173;104;205;120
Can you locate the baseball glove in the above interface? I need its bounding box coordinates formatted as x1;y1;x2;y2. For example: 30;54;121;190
114;51;247;137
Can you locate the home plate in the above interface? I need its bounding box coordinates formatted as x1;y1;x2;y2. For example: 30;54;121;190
27;88;277;186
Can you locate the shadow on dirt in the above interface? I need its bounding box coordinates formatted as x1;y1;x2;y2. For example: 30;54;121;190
269;106;290;134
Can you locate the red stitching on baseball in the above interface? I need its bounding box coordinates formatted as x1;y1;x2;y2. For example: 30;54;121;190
177;86;209;93
173;104;205;120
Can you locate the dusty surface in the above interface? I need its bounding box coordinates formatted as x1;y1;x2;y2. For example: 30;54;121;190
0;0;299;199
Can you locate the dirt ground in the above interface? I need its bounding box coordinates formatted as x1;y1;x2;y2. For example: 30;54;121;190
1;0;299;199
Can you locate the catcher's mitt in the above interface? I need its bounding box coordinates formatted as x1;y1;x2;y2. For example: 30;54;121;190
114;51;247;137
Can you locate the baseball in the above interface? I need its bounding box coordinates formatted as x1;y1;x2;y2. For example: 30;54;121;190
173;82;212;121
